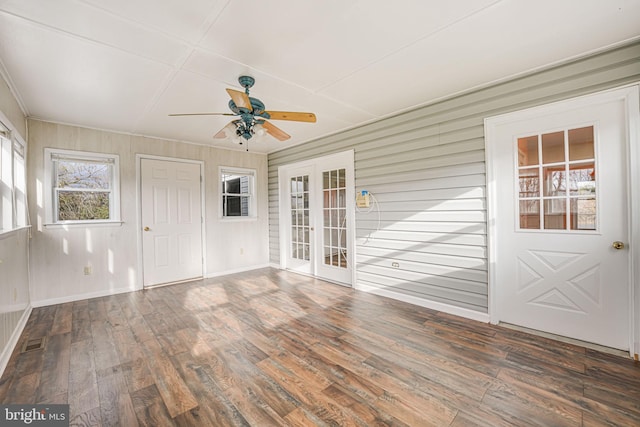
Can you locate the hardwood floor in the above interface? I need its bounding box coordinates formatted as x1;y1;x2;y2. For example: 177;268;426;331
1;268;639;426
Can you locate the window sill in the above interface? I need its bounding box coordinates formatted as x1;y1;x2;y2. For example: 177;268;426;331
220;216;257;222
0;226;32;240
44;221;124;228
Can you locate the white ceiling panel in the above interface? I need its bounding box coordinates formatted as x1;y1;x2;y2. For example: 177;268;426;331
199;0;500;90
320;0;640;116
79;0;227;43
0;0;189;65
0;1;638;153
0;12;173;131
135;70;234;143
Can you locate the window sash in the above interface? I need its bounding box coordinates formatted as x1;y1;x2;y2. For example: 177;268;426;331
45;148;120;224
220;167;255;218
12;144;26;228
0;133;12;230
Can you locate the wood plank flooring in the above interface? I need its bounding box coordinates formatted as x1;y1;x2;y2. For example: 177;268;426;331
1;268;639;426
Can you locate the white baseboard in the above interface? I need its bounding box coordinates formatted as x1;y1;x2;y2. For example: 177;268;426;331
31;287;134;308
269;262;282;269
355;282;490;323
204;263;272;278
0;304;32;379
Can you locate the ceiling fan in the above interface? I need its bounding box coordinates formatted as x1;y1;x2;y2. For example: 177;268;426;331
169;75;316;145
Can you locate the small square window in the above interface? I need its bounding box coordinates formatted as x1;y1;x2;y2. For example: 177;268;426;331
220;167;256;218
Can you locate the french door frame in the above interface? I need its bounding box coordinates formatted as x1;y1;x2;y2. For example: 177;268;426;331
484;85;640;358
278;150;356;287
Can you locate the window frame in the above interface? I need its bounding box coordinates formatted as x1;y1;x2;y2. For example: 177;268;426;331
0;125;28;234
44;148;121;226
219;166;256;220
515;125;598;233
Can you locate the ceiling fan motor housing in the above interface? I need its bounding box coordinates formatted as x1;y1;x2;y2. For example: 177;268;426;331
238;75;255;91
228;97;265;115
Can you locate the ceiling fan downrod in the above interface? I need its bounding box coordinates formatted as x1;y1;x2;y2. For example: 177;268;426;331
238;75;255;94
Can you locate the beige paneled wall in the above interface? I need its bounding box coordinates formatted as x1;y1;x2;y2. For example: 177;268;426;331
27;120;269;305
0;72;29;376
0;228;30;375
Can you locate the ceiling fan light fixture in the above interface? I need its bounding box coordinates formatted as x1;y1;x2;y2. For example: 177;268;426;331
252;123;266;137
220;121;238;139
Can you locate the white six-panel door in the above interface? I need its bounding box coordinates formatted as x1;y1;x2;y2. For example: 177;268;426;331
486;87;637;350
141;158;203;287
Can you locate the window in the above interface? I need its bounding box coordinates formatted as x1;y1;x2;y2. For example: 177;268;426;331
220;167;255;218
517;126;596;231
45;149;120;224
0;124;27;233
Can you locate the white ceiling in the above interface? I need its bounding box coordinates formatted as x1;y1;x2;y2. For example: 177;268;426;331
0;1;638;154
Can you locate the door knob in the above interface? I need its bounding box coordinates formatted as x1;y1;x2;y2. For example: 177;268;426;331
612;241;624;250
144;226;150;232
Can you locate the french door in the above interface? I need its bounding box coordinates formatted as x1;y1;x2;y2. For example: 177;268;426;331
280;151;354;286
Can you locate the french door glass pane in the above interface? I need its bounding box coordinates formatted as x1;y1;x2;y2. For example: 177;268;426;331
290;175;310;261
322;168;347;268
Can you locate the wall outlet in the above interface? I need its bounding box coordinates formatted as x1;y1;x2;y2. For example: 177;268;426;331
391;262;400;268
240;248;244;255
84;266;92;275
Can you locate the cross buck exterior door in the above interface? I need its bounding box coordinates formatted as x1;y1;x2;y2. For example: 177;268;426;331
141;158;203;287
485;87;638;351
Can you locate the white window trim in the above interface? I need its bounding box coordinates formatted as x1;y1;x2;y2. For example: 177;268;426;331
0;124;28;235
44;148;121;226
219;166;256;220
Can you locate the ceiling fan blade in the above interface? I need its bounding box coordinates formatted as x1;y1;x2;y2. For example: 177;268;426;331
226;88;252;111
265;111;316;122
169;112;235;116
263;121;290;141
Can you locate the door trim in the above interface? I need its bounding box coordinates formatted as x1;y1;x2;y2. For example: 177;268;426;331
484;85;640;357
135;154;206;290
277;150;356;287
